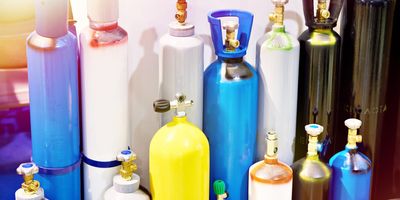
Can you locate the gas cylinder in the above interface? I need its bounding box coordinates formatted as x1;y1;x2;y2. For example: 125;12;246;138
80;0;129;198
15;163;46;200
249;131;293;200
294;0;344;161
329;118;372;200
104;149;150;200
335;0;397;198
26;0;80;199
292;124;332;200
150;93;209;200
159;0;204;128
204;10;258;200
256;0;300;164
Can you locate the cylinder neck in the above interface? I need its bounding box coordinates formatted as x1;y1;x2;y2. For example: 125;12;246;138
264;131;278;161
307;135;319;156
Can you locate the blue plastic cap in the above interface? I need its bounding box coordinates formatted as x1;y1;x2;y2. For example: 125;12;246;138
121;150;131;155
208;10;254;59
22;163;34;168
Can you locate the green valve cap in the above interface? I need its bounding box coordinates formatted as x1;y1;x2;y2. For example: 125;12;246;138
213;180;226;195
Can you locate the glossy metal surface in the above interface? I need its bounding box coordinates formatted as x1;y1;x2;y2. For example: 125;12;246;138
26;31;80;200
337;0;398;199
295;28;341;161
292;156;331;200
204;57;258;200
329;148;372;200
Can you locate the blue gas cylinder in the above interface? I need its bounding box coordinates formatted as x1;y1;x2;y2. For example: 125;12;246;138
204;10;258;200
329;118;372;200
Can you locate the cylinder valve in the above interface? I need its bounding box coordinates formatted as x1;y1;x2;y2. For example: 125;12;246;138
305;124;324;156
223;21;240;51
16;163;40;195
116;149;137;181
317;0;330;21
175;0;187;24
153;93;193;117
269;0;288;26
344;118;363;149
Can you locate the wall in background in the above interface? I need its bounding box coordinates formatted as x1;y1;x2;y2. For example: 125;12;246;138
71;0;307;190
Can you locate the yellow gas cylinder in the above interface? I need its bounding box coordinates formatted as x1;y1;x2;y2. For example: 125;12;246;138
150;93;209;200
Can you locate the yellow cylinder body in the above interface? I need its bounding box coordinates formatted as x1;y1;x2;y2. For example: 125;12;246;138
150;116;209;200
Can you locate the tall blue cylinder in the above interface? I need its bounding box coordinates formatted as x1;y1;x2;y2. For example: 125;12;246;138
26;31;80;199
204;10;258;200
329;148;372;200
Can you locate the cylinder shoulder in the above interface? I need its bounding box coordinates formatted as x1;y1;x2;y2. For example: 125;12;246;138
250;160;293;184
298;29;341;46
27;31;77;50
160;33;204;48
292;158;331;179
258;30;300;50
329;149;372;172
150;119;209;151
80;26;128;48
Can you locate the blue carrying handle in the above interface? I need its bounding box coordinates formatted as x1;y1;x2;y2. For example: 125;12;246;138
208;9;254;58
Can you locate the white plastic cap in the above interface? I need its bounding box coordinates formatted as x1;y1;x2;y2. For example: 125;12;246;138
345;118;362;130
87;0;119;23
305;124;324;137
16;163;39;176
117;150;135;162
34;0;68;38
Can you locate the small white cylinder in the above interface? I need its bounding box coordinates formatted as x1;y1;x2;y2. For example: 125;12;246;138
15;188;46;200
256;27;300;165
159;22;204;128
104;174;150;200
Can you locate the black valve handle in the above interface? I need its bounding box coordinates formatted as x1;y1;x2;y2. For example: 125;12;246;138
153;99;171;113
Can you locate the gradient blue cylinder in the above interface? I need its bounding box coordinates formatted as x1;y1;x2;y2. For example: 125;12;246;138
329;148;372;200
204;58;258;200
26;31;80;200
204;10;257;200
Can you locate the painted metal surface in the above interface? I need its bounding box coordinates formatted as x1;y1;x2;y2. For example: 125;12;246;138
27;31;80;200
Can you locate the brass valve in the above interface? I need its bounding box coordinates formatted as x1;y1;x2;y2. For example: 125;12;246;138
345;118;363;149
175;0;187;24
317;0;330;21
117;150;137;181
269;2;285;26
223;21;240;51
16;163;40;195
305;124;324;156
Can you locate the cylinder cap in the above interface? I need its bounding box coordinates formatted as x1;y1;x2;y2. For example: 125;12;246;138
34;0;68;38
169;22;195;37
213;180;226;195
87;0;119;23
208;10;254;58
345;118;362;130
305;124;324;137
